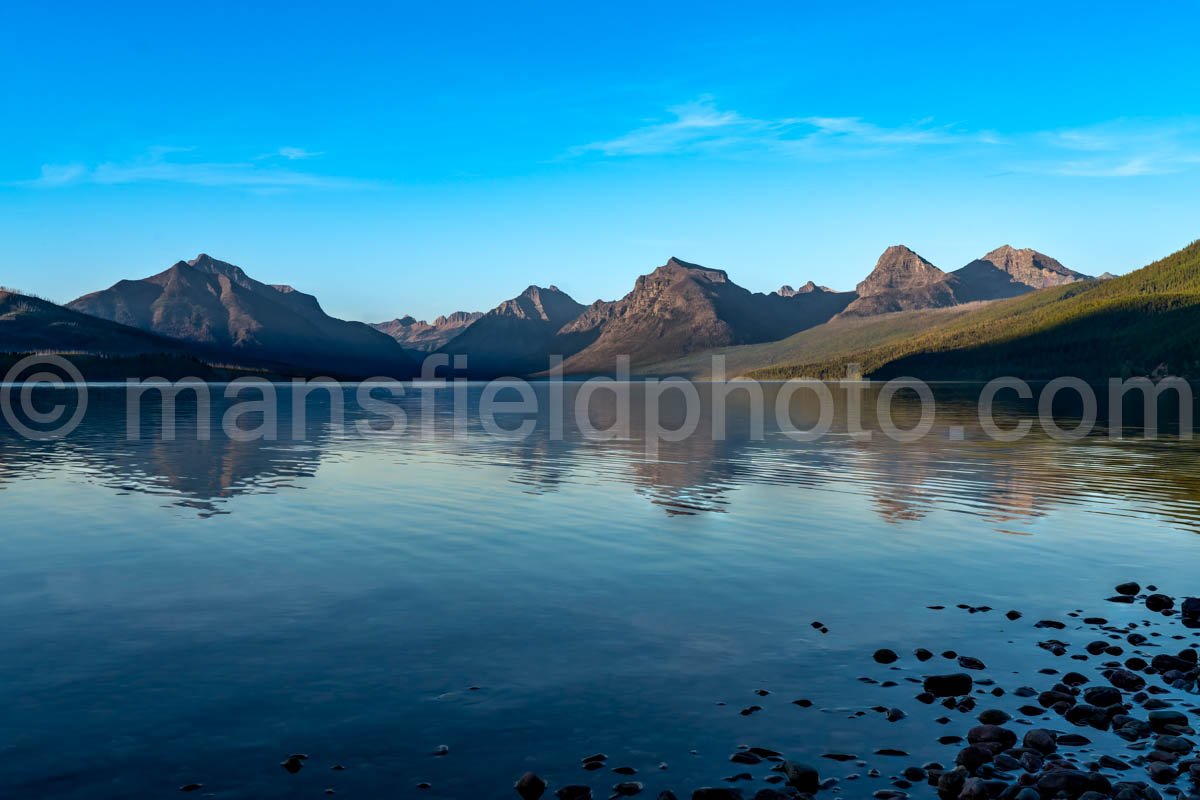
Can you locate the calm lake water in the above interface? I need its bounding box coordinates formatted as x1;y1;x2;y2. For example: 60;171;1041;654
1;383;1198;798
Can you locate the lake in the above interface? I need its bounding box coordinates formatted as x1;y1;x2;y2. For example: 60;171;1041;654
1;382;1198;798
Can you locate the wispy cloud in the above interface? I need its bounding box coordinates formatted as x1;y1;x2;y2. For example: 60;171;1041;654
19;146;370;191
275;146;322;160
574;98;750;156
575;98;1200;178
1022;120;1200;177
572;97;992;159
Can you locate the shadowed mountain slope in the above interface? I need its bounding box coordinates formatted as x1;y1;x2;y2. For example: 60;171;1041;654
435;285;588;377
750;238;1200;381
68;254;417;378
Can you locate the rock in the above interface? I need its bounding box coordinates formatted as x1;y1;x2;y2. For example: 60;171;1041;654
924;673;973;698
958;656;987;670
433;744;450;756
1038;689;1075;708
914;648;934;661
557;788;593;800
1108;669;1146;691
1083;686;1124;708
1063;671;1090;687
1182;597;1200;620
612;766;637;775
1149;710;1189;732
747;748;780;758
978;709;1011;724
281;756;304;774
1098;755;1131;770
1151;653;1195;673
1006;610;1023;620
1024;728;1059;754
956;745;995;772
1064;703;1110;728
730;752;760;765
1057;733;1092;746
1147;762;1178;784
781;761;819;793
691;790;742;800
1035;770;1110;797
180;785;203;793
658;793;678;800
874;648;899;664
967;725;1018;749
1156;734;1194;753
1115;582;1141;596
613;782;643;796
515;772;548;800
1146;594;1175;612
937;767;967;796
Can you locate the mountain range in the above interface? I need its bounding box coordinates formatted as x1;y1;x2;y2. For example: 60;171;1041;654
7;239;1197;382
749;239;1200;382
371;311;483;352
66;254;417;378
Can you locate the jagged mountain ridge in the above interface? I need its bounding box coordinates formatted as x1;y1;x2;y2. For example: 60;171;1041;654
839;244;1090;317
17;243;1095;379
434;285;589;377
372;311;482;352
558;257;855;374
68;254;417;377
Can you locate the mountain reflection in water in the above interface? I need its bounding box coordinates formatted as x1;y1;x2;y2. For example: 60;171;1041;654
0;383;1196;532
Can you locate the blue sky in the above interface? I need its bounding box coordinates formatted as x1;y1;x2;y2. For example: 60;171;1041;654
2;1;1198;321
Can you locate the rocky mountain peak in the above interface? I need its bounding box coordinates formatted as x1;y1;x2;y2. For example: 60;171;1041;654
777;280;831;297
856;245;946;297
494;285;584;326
660;257;730;284
974;245;1088;288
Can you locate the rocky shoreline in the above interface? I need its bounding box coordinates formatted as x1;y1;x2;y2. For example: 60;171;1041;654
509;584;1200;800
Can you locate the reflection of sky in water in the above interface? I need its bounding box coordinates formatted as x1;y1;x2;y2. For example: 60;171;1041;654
1;386;1199;798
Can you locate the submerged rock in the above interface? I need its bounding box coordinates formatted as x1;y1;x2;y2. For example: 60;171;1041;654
924;673;973;697
874;648;899;664
515;772;547;800
780;761;819;793
556;787;592;800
